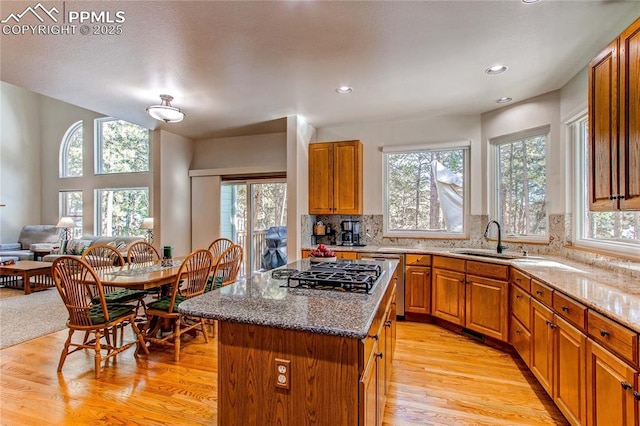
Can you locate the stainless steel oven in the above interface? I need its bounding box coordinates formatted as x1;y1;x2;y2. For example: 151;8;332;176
356;252;405;317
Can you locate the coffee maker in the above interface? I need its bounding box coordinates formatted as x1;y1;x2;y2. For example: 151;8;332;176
340;220;361;246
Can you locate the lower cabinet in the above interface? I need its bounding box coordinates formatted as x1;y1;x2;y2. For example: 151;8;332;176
510;314;532;367
431;267;466;326
555;316;587;426
586;340;638;426
465;274;508;341
359;282;397;426
405;265;431;314
531;299;555;395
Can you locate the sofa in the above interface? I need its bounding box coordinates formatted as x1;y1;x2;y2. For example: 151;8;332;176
42;235;145;262
0;225;61;261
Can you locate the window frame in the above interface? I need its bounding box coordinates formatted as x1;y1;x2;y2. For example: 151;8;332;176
570;112;639;259
94;117;150;175
59;190;83;239
382;141;470;238
94;187;149;237
488;125;550;243
59;120;83;178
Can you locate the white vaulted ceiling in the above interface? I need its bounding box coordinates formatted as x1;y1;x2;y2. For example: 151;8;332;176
1;0;638;139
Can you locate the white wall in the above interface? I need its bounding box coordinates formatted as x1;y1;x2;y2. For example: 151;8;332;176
481;91;563;215
192;133;287;170
0;82;42;242
317;115;482;214
157;130;194;256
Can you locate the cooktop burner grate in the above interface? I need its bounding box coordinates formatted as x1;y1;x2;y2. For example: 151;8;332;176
285;262;382;293
271;269;299;280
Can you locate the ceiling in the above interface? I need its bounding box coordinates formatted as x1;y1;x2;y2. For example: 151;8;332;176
1;1;639;140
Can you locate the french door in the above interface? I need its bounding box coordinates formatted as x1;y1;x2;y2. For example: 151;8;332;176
220;179;287;277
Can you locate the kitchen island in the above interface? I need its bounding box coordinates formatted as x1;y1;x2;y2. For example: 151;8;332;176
179;258;399;425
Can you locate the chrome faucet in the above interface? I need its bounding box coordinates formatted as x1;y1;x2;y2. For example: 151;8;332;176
484;220;508;254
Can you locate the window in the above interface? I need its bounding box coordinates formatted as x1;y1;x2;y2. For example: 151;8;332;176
96;188;149;237
491;126;548;240
384;145;468;235
95;118;150;174
573;115;639;255
59;191;83;238
59;121;83;178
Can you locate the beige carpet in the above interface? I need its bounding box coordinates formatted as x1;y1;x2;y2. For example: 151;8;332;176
0;287;25;299
0;288;68;349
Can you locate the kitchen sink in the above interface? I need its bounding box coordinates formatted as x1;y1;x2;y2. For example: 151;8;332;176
451;249;526;260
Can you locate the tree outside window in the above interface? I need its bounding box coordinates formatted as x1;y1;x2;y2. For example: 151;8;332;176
495;131;547;237
95;118;149;174
59;121;83;178
385;147;467;233
96;188;149;237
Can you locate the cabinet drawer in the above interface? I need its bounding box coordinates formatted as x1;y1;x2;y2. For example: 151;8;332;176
588;310;638;365
553;291;587;331
406;254;431;266
531;279;553;306
335;251;357;260
510;268;531;292
510;284;531;329
466;261;508;280
432;256;465;273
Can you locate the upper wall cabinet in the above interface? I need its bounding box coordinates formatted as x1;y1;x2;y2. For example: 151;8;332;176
309;140;363;215
588;17;640;211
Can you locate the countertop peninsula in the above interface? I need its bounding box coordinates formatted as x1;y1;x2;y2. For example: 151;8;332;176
178;258;399;339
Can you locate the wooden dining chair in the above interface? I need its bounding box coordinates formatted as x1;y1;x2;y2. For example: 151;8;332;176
141;249;214;361
51;256;149;379
207;244;243;291
127;241;160;264
82;244;149;319
207;238;234;262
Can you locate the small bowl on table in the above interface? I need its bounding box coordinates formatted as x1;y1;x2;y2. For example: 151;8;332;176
309;256;337;263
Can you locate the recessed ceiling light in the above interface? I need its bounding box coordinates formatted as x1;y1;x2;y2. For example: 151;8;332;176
336;86;353;94
522;0;540;3
496;97;513;104
485;65;508;75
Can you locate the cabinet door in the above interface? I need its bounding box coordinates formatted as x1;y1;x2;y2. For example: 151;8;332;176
510;314;532;367
586;340;637;426
301;249;311;259
335;251;358;260
531;299;555;395
308;143;334;214
333;141;363;215
405;266;431;314
510;283;531;329
359;348;379;426
588;38;619;211
465;274;508;341
555;316;587;426
431;268;465;326
619;18;640;210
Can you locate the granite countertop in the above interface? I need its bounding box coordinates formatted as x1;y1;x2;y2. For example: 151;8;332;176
304;244;640;333
178;258;398;339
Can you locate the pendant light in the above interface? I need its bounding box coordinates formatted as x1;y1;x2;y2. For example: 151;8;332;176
147;94;185;123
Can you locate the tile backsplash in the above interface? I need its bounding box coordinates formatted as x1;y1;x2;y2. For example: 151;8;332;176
303;214;638;278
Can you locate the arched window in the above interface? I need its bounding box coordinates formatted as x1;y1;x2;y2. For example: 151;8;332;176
59;121;83;178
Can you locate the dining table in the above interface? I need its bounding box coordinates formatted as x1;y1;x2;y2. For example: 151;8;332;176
92;259;185;291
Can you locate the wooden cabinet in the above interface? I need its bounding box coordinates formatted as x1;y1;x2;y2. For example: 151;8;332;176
431;264;466;326
308;140;363;215
531;299;555;395
555;316;587;426
586;340;637;426
465;274;508;341
301;249;357;260
406;266;431;314
360;281;397;426
510;272;532;366
588;17;640;210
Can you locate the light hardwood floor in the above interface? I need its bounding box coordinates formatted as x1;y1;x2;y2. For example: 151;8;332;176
0;320;568;425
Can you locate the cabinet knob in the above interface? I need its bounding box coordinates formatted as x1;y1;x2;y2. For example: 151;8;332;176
545;320;556;329
562;306;569;312
622;381;633;390
536;290;543;295
600;329;610;337
368;334;379;341
385;320;392;327
516;295;523;300
515;277;521;282
376;352;383;360
618;195;625;200
515;329;521;334
634;391;640;401
610;195;617;200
